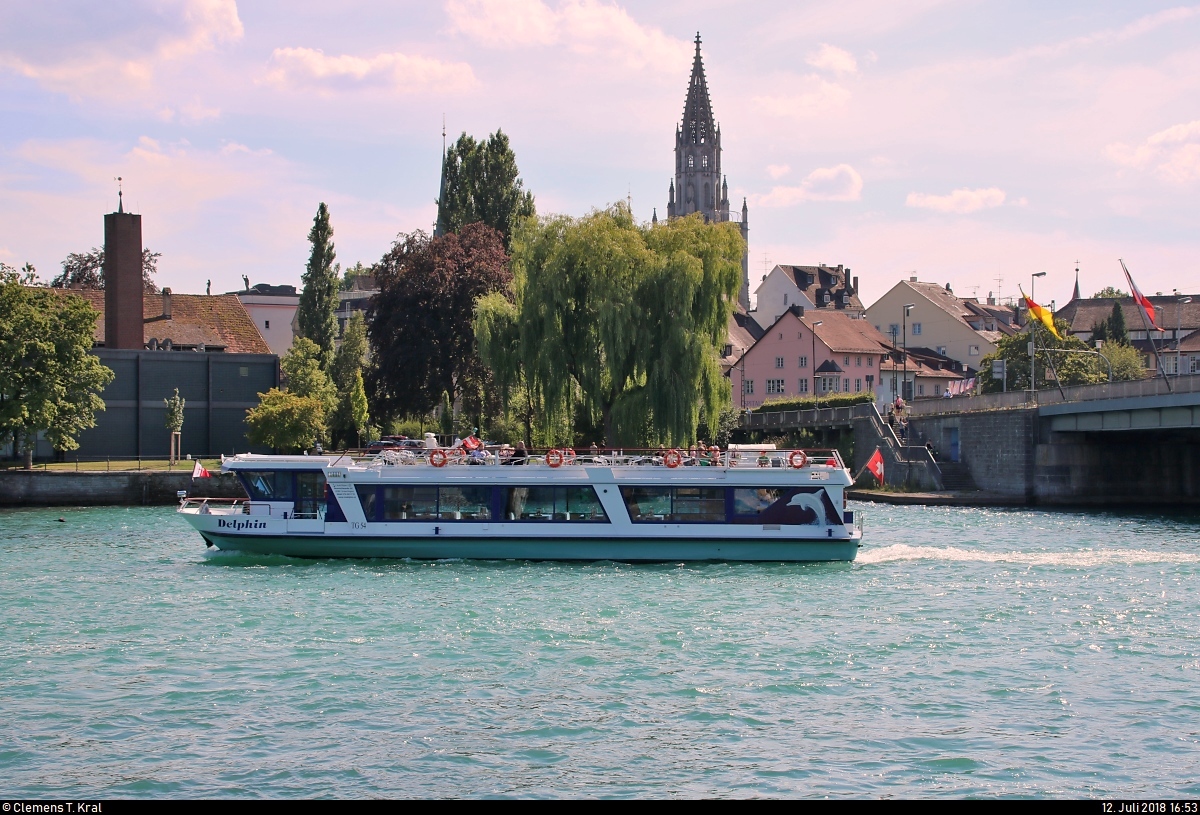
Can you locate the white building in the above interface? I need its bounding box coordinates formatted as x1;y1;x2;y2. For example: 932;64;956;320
749;264;865;330
233;282;300;357
865;277;1017;374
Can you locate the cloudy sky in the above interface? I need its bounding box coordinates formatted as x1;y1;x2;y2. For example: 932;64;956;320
2;0;1199;308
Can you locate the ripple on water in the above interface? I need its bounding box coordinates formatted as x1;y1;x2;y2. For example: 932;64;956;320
1;503;1200;797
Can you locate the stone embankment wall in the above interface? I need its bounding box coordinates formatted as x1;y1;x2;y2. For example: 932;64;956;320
0;471;245;507
905;409;1037;501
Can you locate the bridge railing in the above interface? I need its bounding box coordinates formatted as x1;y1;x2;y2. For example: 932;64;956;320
904;373;1200;416
742;404;861;429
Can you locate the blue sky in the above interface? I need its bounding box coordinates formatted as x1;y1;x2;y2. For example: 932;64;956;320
2;0;1199;308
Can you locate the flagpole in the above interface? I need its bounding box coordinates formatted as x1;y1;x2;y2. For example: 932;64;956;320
1120;259;1173;394
1035;315;1068;400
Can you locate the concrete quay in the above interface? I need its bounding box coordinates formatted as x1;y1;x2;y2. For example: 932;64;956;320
0;470;245;507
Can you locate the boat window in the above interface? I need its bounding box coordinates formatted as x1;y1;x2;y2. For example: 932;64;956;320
439;486;492;520
240;470;292;501
356;485;378;521
732;487;841;526
371;486;493;521
503;487;608;521
621;487;724;522
383;486;438;520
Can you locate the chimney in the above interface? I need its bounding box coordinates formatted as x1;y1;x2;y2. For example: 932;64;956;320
103;210;144;350
987;291;996;306
852;276;858;294
909;275;918;283
161;287;172;320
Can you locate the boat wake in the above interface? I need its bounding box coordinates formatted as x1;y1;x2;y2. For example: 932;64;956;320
858;544;1200;567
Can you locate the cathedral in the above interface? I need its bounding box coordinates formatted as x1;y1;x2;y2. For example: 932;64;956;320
655;33;751;310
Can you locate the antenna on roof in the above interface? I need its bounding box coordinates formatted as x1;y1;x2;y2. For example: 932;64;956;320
114;176;123;213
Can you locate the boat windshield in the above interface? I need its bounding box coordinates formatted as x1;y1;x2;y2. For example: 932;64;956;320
240;470;292;501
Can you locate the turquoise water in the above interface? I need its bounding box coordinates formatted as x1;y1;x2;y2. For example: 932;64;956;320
2;503;1199;798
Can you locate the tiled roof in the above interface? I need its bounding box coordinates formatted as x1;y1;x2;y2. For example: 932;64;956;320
799;310;891;354
56;289;272;354
775;264;865;312
1178;330;1200;353
1057;296;1200;336
722;306;765;370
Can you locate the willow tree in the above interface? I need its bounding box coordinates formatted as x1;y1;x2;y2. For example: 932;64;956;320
474;205;743;447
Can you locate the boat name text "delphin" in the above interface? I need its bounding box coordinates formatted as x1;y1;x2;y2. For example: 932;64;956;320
216;519;269;531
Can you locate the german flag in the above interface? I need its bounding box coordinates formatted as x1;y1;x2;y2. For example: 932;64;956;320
1020;286;1062;340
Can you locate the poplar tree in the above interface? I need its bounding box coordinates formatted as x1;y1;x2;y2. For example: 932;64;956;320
330;313;370;448
436;130;535;249
297;202;339;369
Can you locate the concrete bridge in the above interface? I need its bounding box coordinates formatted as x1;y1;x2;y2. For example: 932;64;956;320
744;375;1200;505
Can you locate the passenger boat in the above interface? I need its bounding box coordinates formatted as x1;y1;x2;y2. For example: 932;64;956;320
178;447;864;562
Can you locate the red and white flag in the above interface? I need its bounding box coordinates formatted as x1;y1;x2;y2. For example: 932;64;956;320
1121;259;1163;332
865;447;884;485
192;460;211;478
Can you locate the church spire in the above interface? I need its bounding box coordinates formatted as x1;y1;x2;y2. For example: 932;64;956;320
434;117;448;237
1072;261;1081;301
682;32;715;147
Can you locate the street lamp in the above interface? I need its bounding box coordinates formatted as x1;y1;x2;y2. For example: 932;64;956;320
1177;294;1192;377
1030;272;1046;395
811;320;823;401
902;304;915;401
889;326;899;403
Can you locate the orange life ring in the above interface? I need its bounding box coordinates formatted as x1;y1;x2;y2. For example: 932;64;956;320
546;449;565;468
663;449;683;468
788;450;808;469
449;447;466;460
562;448;577;465
429;449;448;468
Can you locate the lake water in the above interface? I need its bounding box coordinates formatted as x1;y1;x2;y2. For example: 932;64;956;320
2;503;1199;798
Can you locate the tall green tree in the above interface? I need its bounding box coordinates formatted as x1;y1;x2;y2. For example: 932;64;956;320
436;130;535;249
0;266;114;468
1092;286;1128;299
297;202;339;369
474;206;743;447
367;223;511;420
329;313;370;448
1107;300;1128;344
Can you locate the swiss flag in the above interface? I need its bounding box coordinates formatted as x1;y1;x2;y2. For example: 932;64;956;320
192;460;211;478
865;448;884;485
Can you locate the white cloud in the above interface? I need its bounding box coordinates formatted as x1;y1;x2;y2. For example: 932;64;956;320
0;0;242;101
266;47;476;94
766;164;791;180
905;187;1006;214
754;164;863;207
1106;120;1200;184
445;0;690;70
806;43;857;75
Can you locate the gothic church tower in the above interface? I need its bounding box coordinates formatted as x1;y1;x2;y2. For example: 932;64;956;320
665;33;750;309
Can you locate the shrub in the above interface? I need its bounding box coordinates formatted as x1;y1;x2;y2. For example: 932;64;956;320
752;392;876;413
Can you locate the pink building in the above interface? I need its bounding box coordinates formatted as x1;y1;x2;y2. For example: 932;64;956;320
728;307;891;410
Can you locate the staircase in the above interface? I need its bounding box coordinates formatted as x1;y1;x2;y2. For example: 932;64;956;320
937;461;977;491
